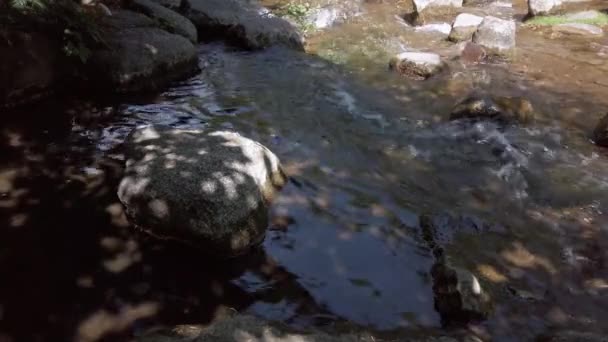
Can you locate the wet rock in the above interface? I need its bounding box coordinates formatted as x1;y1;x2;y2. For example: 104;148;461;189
389;52;446;80
0;31;64;108
472;16;516;55
416;23;453;37
460;42;487;64
137;314;459;342
431;263;493;324
129;0;198;43
88;13;198;92
117;126;287;257
450;95;535;123
184;0;304;50
414;0;463;13
150;0;182;10
552;23;603;37
528;0;562;16
593;113;608;147
536;330;608;342
449;13;484;42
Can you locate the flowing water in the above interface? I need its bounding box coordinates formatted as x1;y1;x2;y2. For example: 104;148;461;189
2;1;608;341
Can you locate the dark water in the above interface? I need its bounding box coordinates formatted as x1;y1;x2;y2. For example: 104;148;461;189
3;3;608;341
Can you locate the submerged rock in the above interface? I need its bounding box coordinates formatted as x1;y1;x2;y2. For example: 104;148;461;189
460;42;487;64
137;314;459;342
431;263;493;324
117;126;287;257
593;113;608;147
449;13;484;42
552;23;604;37
528;0;562;16
130;0;198;43
450;95;535;123
184;0;304;50
389;52;446;80
472;16;516;55
89;10;198;92
536;330;608;342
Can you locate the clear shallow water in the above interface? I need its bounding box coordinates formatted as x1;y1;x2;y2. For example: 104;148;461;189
2;2;608;341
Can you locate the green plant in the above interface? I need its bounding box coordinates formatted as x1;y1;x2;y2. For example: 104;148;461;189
275;2;316;34
525;12;608;27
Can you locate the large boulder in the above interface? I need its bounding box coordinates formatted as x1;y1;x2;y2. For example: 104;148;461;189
89;10;198;92
389;52;446;80
449;13;484;42
472;16;516;55
117;126;287;257
528;0;563;16
450;94;535;123
184;0;304;50
0;31;64;108
129;0;198;43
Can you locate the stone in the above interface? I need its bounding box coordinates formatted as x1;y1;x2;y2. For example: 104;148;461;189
416;23;453;37
389;52;446;80
88;22;198;92
303;0;364;30
431;263;493;324
0;31;64;108
450;95;535;123
150;0;182;10
130;0;198;43
184;0;304;50
528;0;562;16
117;126;287;257
563;10;604;21
552;23;604;37
536;331;608;342
460;42;487;64
472;16;516;54
137;314;460;342
413;0;463;13
593;113;608;147
449;13;484;42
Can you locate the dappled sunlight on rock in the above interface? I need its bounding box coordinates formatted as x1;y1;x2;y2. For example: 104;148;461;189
476;264;508;283
77;302;159;342
501;242;557;274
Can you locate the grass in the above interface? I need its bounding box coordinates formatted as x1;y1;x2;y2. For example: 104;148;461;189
525;11;608;27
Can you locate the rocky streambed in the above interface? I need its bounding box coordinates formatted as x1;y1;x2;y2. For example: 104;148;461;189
1;0;608;341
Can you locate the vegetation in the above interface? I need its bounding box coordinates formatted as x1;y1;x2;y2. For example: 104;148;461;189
525;12;608;27
2;0;104;63
275;2;316;34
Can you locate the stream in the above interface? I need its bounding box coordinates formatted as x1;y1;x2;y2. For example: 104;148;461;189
1;1;608;341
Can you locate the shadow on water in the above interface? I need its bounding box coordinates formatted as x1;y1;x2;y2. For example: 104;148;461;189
2;15;608;341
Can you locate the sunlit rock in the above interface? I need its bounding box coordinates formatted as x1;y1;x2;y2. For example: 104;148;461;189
528;0;562;16
118;126;287;257
449;13;484;42
413;0;463;13
472;16;516;55
389;52;446;80
552;23;604;37
301;0;364;30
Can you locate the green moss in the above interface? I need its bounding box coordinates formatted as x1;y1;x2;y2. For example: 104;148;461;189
525;12;608;27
